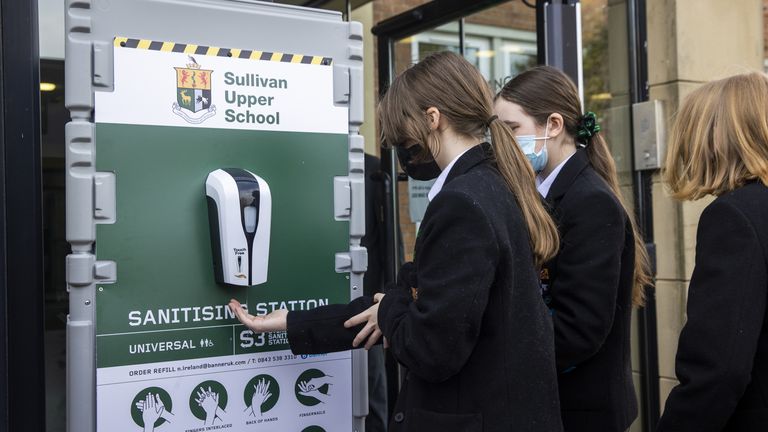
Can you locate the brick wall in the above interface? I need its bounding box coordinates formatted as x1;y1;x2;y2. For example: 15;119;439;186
465;1;535;31
373;0;431;23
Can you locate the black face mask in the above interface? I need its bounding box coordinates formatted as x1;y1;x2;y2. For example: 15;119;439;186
396;145;442;181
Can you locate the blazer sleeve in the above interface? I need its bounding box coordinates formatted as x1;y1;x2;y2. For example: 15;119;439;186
285;261;416;355
657;200;767;432
377;190;500;383
286;296;375;355
550;188;626;371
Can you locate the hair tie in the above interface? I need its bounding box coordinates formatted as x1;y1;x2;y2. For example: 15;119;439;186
485;115;498;129
576;111;601;145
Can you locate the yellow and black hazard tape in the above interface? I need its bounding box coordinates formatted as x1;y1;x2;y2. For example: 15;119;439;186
113;36;333;66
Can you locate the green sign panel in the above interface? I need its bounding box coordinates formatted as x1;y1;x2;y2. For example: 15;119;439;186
94;38;352;431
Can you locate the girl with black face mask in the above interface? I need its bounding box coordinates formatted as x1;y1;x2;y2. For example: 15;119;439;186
394;143;441;181
230;51;564;432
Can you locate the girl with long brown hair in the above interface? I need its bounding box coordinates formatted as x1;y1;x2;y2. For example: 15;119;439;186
230;51;564;431
657;72;768;432
495;66;653;432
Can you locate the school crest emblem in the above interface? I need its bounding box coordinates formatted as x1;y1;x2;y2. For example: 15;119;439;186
172;56;216;124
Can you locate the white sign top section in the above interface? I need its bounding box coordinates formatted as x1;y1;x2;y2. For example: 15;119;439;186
96;45;348;134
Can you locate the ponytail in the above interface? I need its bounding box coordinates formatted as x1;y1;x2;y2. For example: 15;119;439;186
489;119;560;267
584;132;653;306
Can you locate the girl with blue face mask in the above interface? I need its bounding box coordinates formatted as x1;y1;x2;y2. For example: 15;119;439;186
492;96;564;184
514;122;550;173
494;66;653;432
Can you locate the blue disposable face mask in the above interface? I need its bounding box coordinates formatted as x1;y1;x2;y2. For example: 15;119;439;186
515;122;550;173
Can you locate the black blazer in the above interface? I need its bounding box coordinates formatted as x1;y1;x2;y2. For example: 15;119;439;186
362;154;386;296
287;144;563;432
541;149;637;431
657;181;768;432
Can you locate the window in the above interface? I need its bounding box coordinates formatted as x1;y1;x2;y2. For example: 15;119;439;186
410;22;536;92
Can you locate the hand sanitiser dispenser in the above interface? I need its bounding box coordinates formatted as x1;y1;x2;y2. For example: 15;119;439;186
206;168;272;286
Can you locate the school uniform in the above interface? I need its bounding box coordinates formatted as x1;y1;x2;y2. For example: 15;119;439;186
657;180;768;432
287;143;563;432
540;149;638;431
362;154;389;432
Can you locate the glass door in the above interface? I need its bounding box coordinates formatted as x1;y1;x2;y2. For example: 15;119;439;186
374;1;657;431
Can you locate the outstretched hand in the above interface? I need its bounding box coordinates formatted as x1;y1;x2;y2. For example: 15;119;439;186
229;299;288;333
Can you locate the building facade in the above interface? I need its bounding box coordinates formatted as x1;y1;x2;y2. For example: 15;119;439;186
8;0;766;430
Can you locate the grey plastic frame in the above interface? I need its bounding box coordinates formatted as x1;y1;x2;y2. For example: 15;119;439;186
64;1;367;431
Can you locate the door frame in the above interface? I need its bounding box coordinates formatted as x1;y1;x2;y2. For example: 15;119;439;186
0;0;47;430
371;1;660;429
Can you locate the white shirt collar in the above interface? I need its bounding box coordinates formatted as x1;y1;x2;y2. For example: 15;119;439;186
427;146;474;201
536;152;575;198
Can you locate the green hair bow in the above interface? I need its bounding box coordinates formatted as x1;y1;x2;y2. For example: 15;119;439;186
576;112;602;143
